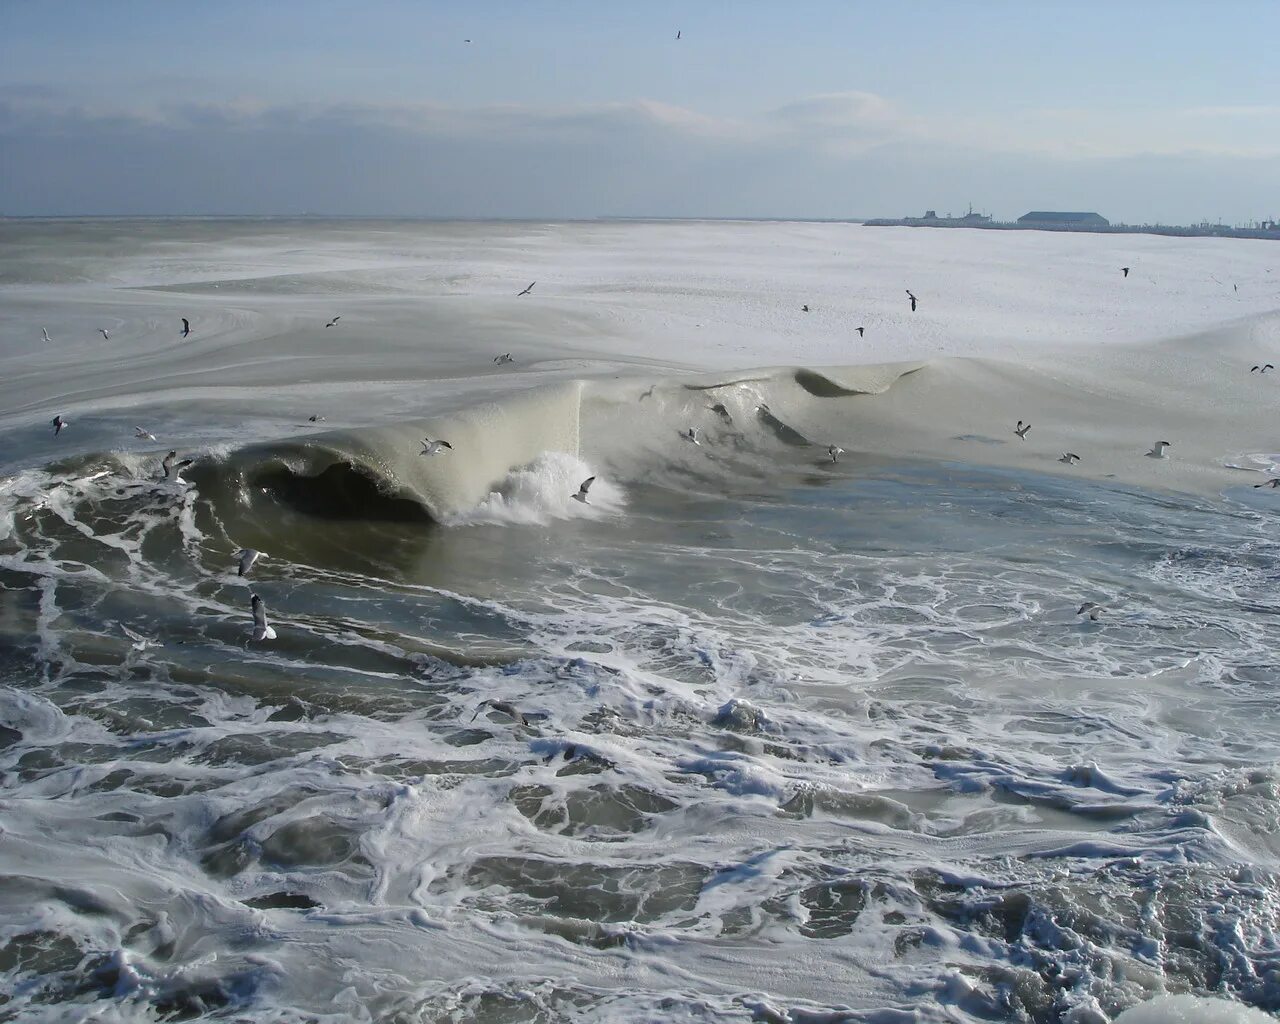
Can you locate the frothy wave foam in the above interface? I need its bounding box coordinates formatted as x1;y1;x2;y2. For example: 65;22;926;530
448;451;625;526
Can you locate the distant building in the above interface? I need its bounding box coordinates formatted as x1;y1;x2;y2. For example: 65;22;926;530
1017;211;1110;228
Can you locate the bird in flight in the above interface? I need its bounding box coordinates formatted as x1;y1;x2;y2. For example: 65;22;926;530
679;427;701;446
420;438;453;456
1059;452;1081;464
1077;602;1104;621
51;415;68;436
161;450;194;479
1146;440;1172;459
236;548;263;577
180;318;190;338
250;593;277;641
572;476;595;504
41;327;52;343
676;29;681;39
308;414;325;422
120;623;159;651
1253;479;1280;489
1015;421;1031;440
1251;364;1274;373
326;316;341;328
906;290;918;312
1122;267;1130;278
827;445;845;463
471;699;529;727
801;304;810;313
134;426;157;441
517;282;536;296
99;328;110;340
855;326;865;337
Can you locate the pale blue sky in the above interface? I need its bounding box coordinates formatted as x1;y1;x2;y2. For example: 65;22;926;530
3;1;1279;220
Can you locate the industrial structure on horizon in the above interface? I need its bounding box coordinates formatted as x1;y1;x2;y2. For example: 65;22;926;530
864;208;1278;240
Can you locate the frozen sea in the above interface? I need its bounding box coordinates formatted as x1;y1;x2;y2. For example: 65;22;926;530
1;218;1279;1023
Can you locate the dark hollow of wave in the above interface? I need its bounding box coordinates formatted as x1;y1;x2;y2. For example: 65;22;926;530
249;463;436;523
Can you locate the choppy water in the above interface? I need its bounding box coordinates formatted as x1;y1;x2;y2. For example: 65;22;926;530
2;220;1279;1023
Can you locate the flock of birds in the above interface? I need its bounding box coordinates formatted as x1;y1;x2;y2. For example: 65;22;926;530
1010;417;1174;470
30;263;1280;639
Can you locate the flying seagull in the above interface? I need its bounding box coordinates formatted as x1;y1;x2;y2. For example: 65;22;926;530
420;438;453;456
134;426;157;441
99;328;110;340
325;316;341;328
308;414;325;422
1015;421;1031;440
51;415;68;436
827;445;845;463
1254;478;1280;489
517;281;536;296
250;593;277;641
41;327;51;343
801;304;810;313
906;289;918;312
1077;602;1104;621
161;450;194;479
572;476;595;504
1251;364;1274;373
1059;452;1081;464
120;623;159;651
1146;440;1172;459
679;427;701;446
855;326;865;337
676;29;681;40
470;699;529;727
180;317;190;338
236;548;263;577
1122;267;1130;278
493;353;514;364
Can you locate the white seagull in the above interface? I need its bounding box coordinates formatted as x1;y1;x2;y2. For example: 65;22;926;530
571;476;595;504
134;426;157;441
250;593;277;641
99;328;110;340
1254;478;1280;489
41;327;52;343
1015;421;1031;440
236;548;263;577
1076;602;1104;621
493;353;514;365
161;450;194;479
52;415;68;436
420;438;453;456
325;316;341;328
827;445;845;463
1146;440;1172;459
120;623;159;651
679;427;701;446
1059;452;1081;464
